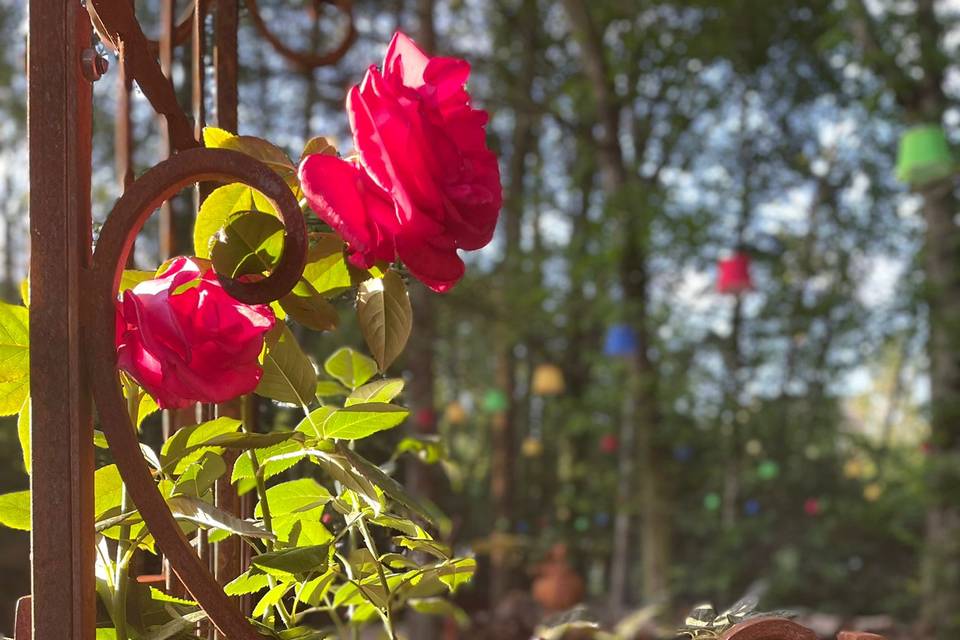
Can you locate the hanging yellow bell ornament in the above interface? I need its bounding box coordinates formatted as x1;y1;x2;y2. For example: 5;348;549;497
532;363;565;396
522;436;544;458
843;458;865;479
863;483;883;502
444;401;467;425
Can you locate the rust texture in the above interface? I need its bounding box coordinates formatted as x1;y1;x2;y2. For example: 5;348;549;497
87;0;199;152
84;148;306;640
244;0;356;70
27;2;97;639
722;617;818;640
837;633;887;640
14;596;31;640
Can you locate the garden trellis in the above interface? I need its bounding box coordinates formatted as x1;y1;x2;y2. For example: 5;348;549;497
25;2;353;638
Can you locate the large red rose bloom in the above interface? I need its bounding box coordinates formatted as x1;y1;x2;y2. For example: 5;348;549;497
115;256;276;409
299;32;502;292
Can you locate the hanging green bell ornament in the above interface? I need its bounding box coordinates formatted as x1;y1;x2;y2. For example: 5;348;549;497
482;389;508;412
895;124;955;186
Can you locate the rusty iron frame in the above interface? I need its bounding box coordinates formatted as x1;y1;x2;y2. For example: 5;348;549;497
26;0;353;638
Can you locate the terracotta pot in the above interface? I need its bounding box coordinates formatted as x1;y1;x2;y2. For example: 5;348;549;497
531;543;584;612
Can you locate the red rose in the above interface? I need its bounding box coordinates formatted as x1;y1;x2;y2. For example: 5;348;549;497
115;256;276;409
299;32;502;292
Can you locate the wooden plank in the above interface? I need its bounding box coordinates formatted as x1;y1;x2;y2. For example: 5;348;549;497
27;2;95;639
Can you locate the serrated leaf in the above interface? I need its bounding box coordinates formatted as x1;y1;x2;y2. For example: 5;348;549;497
393;536;451;560
256;478;331;518
204;430;299;449
166;495;275;539
194;183;277;259
346;379;404;407
322;403;408;440
308;451;382;514
251;544;330;579
232;439;307;495
0;490;30;530
172;451;226;497
338;445;434;524
94;464;124;520
256;324;317;406
297;569;337;606
224;570;271;596
253;581;293;618
323;347;377;390
202;126;235;148
357;271;412;372
160;417;242;473
0;301;30;416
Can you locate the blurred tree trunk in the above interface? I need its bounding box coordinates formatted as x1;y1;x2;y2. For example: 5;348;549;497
849;1;960;636
561;0;669;615
489;0;539;603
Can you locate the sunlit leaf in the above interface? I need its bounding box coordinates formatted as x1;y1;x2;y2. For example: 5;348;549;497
345;378;404;407
357;271;412;372
256;324;317;406
194;183;276;259
211;211;285;278
322;403;408;440
251;544;330;579
323;347;377;390
0;301;30;416
0;491;30;530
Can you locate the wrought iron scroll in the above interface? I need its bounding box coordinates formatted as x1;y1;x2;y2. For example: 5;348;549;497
84;148;306;640
244;0;356;69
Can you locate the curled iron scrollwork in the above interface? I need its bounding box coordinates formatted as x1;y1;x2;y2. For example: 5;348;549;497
84;148;307;640
244;0;356;70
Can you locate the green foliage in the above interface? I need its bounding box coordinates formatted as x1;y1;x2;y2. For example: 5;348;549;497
357;271;413;372
0;300;29;415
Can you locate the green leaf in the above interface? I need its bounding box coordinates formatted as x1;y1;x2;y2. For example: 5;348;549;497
119;269;156;292
166;495;275;539
395;436;446;464
408;598;470;627
281;519;333;546
0;301;30;416
338;445;435;524
379;552;419;570
160;417;242;473
211;211;285;278
323;347;377;390
357;271;413;372
194;183;276;259
231;439;307;495
295;405;335;439
302;234;351;297
437;557;476;591
297;569;337;606
94;464;125;520
172;452;226;497
256;478;331;518
219;135;299;194
308;451;382;514
202;126;235;148
252;581;293;618
251;544;330;579
393;536;451;560
17;397;30;473
19;278;29;307
256;324;317;406
300;136;337;162
322;403;408;440
0;491;30;530
224;570;271;596
279;281;338;332
204;430;299;449
345;378;404;407
316;379;349;398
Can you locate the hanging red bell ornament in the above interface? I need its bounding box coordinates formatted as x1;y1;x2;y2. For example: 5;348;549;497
599;433;619;454
717;251;753;295
803;497;821;517
414;407;437;431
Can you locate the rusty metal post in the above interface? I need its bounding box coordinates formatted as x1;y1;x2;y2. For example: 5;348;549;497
27;2;96;639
